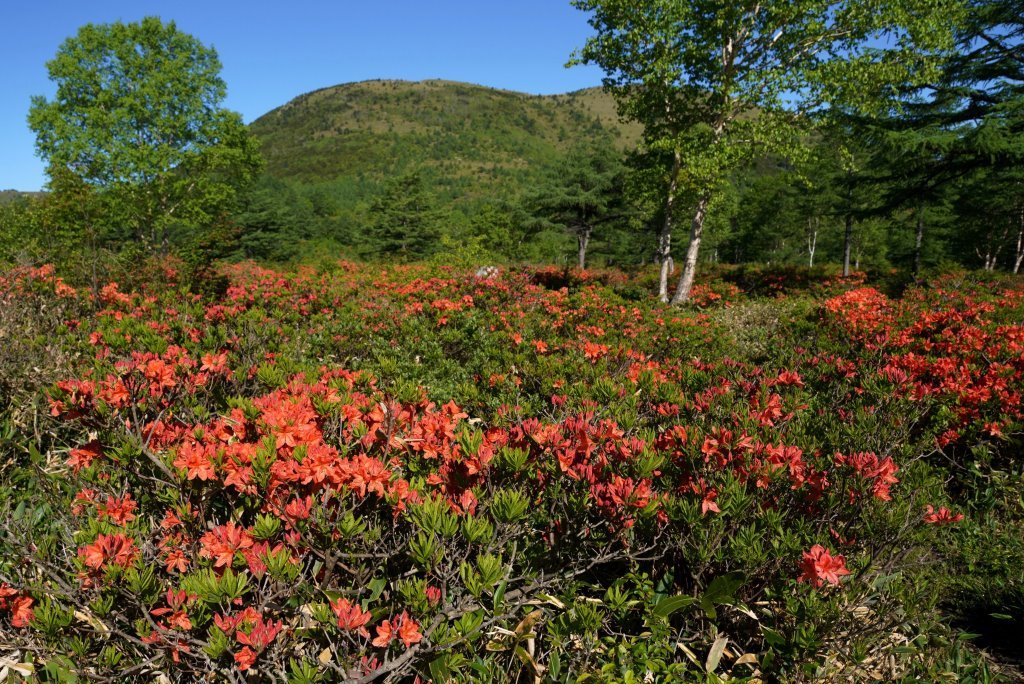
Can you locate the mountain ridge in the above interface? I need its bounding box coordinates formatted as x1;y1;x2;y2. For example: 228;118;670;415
248;79;642;197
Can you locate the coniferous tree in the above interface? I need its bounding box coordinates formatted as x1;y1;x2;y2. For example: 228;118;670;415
866;0;1024;272
233;176;305;262
366;169;446;260
525;144;629;269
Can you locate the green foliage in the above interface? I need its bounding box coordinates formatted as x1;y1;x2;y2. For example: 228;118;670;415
240;80;649;266
364;168;447;260
250;80;639;186
28;17;263;253
570;0;962;302
524;141;634;269
2;261;1022;681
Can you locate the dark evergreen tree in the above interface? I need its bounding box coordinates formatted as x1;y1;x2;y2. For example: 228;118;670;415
233;176;305;262
365;169;446;260
865;0;1024;272
525;144;630;269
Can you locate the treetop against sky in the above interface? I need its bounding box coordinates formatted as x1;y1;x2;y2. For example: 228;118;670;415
0;0;605;191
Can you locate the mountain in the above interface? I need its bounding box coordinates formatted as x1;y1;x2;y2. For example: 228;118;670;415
0;190;44;204
248;79;642;199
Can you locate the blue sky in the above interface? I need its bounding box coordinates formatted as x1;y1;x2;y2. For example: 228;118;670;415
1;1;605;191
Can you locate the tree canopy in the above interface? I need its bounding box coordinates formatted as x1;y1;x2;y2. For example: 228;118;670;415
525;143;630;269
571;0;963;302
28;17;262;251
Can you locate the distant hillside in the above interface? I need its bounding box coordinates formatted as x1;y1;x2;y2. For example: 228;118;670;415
0;190;44;204
249;80;642;198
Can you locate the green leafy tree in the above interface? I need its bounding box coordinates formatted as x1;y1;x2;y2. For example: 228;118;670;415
28;17;262;252
0;194;46;264
571;0;961;303
41;167;109;290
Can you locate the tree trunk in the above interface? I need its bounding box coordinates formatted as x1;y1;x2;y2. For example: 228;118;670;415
1015;204;1024;274
669;194;711;305
657;151;683;303
808;217;818;268
977;247;993;271
979;225;1008;271
577;227;590;270
914;204;925;277
842;212;853;277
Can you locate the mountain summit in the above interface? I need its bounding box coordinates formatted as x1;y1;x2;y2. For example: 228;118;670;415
249;79;641;194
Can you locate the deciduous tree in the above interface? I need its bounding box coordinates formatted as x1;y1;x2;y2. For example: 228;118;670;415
28;17;262;252
572;0;961;303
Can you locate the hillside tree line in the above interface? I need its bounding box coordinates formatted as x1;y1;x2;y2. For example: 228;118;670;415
1;3;1022;300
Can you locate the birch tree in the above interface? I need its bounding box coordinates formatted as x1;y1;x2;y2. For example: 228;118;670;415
571;0;961;303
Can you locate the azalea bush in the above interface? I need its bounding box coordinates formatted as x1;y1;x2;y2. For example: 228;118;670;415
0;262;1020;682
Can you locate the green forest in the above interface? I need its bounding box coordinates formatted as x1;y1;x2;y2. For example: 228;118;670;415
2;2;1024;682
2;0;1022;290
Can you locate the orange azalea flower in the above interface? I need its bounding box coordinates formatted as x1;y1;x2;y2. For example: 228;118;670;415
67;440;102;473
396;612;423;647
223;463;254;493
236;615;283;651
373;611;423;649
834;452;899;501
99;378;130;407
372;617;395;648
343;455;391;498
582;341;609;362
166;609;192;630
199;522;254;569
151;589;193;632
201;352;229;374
799;545;850;588
234;646;257;671
283;496;312;521
173;442;217;481
10;596;34;628
98;494;138;526
330;597;372;636
160;509;184;530
700;489;720;516
923;505;964;525
144;358;177;394
79;534;138;571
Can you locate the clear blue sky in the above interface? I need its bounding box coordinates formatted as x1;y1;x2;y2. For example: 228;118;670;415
1;0;605;191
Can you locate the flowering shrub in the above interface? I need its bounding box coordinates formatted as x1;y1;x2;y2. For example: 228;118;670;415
823;282;1024;465
0;262;1020;681
799;546;851;588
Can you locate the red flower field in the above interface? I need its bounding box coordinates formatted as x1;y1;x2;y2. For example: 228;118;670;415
0;261;1021;681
